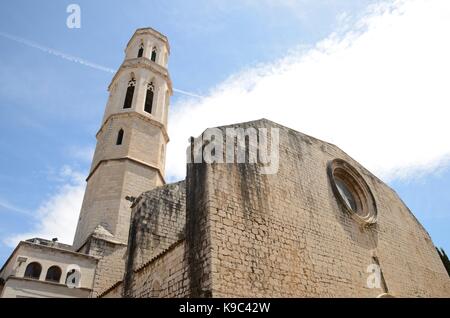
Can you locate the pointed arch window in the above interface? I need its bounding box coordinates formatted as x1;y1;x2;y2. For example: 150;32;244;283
144;82;154;114
151;47;157;62
123;78;136;109
116;129;124;145
137;43;144;58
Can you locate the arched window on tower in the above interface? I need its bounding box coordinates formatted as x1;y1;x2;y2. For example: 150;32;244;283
137;43;144;58
116;129;124;145
151;47;157;62
144;82;154;114
45;265;62;283
123;78;136;109
24;262;42;280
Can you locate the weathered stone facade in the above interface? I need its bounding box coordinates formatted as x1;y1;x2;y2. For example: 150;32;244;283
193;119;449;297
128;240;188;298
126;181;186;273
80;237;127;297
121;180;186;296
101;119;450;298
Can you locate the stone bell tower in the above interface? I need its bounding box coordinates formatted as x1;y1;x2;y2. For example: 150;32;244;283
72;28;171;294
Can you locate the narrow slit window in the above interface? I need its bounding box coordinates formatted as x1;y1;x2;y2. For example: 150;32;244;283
123;79;136;109
151;47;157;62
116;129;124;145
144;83;154;114
137;45;144;58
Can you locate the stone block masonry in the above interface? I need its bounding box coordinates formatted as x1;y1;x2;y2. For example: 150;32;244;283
199;119;449;297
123;180;186;295
104;118;450;298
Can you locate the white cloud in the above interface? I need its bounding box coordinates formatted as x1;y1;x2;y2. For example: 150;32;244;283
166;0;450;182
4;166;85;247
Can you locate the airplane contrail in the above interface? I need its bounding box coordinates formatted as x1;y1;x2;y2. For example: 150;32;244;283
0;198;32;216
0;31;116;74
172;88;204;99
0;31;204;98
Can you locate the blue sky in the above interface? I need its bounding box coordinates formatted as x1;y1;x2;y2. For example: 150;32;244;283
0;0;449;265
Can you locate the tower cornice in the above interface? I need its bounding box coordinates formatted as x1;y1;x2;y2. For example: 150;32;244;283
125;27;170;54
108;58;173;93
85;157;166;185
97;112;170;143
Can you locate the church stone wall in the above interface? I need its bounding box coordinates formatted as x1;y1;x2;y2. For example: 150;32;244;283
99;281;123;298
86;238;127;297
184;161;213;297
126;181;186;271
122;181;186;296
188;119;450;297
100;119;449;298
127;240;189;298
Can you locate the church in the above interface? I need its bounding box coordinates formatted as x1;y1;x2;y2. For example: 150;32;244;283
0;27;449;298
